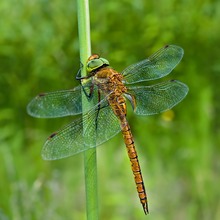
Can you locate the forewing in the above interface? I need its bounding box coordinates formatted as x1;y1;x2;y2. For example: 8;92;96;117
42;100;121;160
127;80;188;115
27;86;82;118
27;82;104;118
122;45;184;84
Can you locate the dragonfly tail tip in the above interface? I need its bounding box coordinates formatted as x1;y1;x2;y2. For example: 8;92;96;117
142;203;149;215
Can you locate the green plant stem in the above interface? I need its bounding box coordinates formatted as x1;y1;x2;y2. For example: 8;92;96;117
77;0;98;219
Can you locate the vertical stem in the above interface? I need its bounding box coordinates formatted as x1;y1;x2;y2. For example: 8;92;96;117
77;0;98;219
77;0;91;64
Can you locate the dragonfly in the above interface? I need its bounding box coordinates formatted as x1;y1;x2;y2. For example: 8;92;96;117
27;44;188;214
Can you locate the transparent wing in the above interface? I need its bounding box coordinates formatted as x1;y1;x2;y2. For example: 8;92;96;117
127;80;189;115
27;83;103;118
27;85;82;118
42;99;121;160
122;45;184;84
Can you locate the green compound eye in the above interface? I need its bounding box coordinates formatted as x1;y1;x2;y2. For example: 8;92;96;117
99;58;109;65
86;57;110;73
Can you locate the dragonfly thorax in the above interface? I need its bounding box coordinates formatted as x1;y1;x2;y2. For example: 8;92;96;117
93;66;128;118
93;67;127;95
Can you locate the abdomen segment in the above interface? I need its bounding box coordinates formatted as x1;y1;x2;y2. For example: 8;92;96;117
121;119;149;214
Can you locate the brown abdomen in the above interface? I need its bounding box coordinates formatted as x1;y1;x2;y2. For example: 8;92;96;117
121;119;149;214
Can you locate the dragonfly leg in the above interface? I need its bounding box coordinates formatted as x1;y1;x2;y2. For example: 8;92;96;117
80;84;95;102
75;62;85;80
94;90;102;130
75;62;95;80
124;93;136;111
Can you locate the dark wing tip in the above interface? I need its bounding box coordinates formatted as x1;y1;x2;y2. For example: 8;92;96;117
38;93;46;97
170;79;177;82
41;132;59;161
48;132;58;139
164;44;184;54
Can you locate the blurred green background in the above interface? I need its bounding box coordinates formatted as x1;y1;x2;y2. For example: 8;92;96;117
1;0;220;219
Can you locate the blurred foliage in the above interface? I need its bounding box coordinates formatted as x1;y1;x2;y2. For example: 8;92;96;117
0;0;220;219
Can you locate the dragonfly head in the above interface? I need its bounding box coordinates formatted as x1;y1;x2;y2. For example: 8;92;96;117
86;54;110;73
